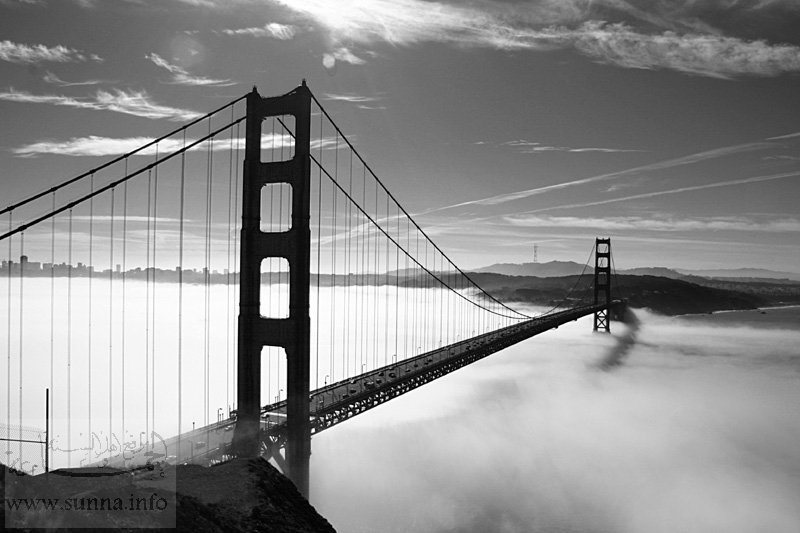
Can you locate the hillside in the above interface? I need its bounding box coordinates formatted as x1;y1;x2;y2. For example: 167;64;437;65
2;458;336;532
676;267;800;282
468;272;768;316
474;261;800;284
677;275;800;305
473;261;591;277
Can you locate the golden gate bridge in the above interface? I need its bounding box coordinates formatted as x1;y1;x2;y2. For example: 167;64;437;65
1;81;624;497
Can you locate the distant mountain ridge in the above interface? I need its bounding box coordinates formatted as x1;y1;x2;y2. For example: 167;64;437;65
473;261;800;282
472;261;589;277
675;267;800;282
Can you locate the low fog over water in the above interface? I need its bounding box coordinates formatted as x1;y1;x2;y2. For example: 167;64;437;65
311;309;800;533
4;278;800;532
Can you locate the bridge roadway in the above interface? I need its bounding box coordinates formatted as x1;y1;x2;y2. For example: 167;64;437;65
93;301;621;470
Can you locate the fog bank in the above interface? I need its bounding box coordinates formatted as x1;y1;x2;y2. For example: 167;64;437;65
311;310;800;533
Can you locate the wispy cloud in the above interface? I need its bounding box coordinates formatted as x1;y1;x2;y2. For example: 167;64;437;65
324;93;382;103
499;139;643;154
516;170;800;214
323;47;366;70
222;22;297;40
503;214;800;233
604;178;649;193
273;0;800;78
0;39;102;64
12;132;344;157
763;155;800;162
146;53;235;87
428;141;772;212
323;93;385;109
766;132;800;141
174;0;220;7
43;71;105;87
572;21;800;79
0;87;202;121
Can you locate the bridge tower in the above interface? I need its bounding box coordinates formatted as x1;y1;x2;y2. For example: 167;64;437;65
232;83;312;497
593;238;612;332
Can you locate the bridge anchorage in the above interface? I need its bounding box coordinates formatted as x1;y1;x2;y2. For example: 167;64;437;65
1;80;625;500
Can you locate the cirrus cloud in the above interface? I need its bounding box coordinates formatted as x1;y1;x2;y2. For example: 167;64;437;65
0;39;102;64
573;21;800;79
499;139;643;154
11;132;345;157
222;22;297;40
503;214;800;233
273;0;800;78
0;87;202;121
146;53;236;87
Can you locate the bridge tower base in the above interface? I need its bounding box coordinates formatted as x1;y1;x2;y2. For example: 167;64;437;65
593;238;611;333
232;83;312;497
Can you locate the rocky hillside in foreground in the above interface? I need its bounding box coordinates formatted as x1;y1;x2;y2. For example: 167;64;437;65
469;272;771;316
2;458;336;532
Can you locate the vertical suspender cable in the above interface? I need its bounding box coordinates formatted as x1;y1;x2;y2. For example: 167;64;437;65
232;121;241;405
373;180;379;368
331;133;338;382
362;166;368;372
203;119;212;426
208;131;214;418
178;130;186;449
404;216;409;363
88;173;93;449
384;192;390;369
5;213;11;461
345;150;353;379
121;163;127;448
226;107;234;410
67;210;72;466
152;146;158;435
394;203;399;367
423;241;428;353
108;189;114;461
49;194;55;440
413;228;418;359
18;232;24;463
440;253;444;345
315;164;322;390
356;165;363;377
5;214;9;460
315;114;322;391
145;168;151;445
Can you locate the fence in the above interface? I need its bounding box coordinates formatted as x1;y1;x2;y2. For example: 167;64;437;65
1;422;47;475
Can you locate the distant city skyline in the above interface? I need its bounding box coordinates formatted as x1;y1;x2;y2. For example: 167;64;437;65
1;254;236;282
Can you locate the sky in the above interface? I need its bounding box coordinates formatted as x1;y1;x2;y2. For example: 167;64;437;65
1;0;799;272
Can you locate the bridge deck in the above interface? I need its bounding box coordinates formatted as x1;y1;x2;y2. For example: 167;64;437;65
92;301;620;470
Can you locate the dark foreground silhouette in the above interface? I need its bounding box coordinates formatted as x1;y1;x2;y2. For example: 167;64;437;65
2;458;336;532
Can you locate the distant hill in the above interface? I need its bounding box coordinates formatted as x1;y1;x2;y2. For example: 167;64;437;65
474;261;800;284
473;261;589;277
619;267;684;278
467;272;769;316
474;261;698;279
676;268;800;282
